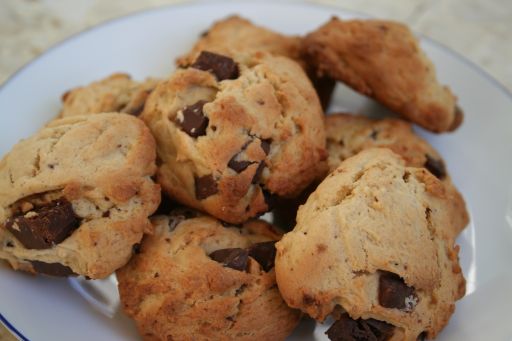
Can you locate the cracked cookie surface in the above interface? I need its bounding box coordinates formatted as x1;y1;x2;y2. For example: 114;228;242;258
0;113;160;278
117;209;300;341
141;51;327;224
275;148;465;341
59;73;159;118
303;18;462;132
325;113;468;238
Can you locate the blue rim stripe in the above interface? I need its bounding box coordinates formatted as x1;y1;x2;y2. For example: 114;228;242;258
0;313;29;341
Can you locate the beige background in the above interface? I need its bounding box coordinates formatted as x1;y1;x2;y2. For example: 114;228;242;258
0;0;511;340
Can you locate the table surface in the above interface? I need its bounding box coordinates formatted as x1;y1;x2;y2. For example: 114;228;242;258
1;0;511;340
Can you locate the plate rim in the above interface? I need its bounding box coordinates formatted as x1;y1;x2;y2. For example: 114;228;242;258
1;0;511;340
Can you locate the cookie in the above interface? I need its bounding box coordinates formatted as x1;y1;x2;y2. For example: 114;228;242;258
303;18;463;132
59;73;159;118
177;15;335;110
141;51;327;224
275;148;465;340
0;113;160;278
117;209;301;341
325;113;468;237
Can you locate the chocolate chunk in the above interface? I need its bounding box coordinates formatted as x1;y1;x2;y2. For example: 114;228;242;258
325;314;395;341
251;161;266;184
260;139;271;155
5;199;80;250
228;155;252;173
209;248;248;271
191;51;239;81
195;174;218;200
177;100;209;137
248;241;277;272
31;260;76;277
379;271;417;311
424;154;446;179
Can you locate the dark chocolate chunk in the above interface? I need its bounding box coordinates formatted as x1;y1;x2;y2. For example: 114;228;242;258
378;271;417;310
177;100;209;137
5;199;80;250
325;314;395;341
30;260;76;277
251;161;266;184
424;154;446;179
260;139;271;155
194;174;218;200
191;51;239;81
228;156;253;173
248;241;277;272
209;248;248;271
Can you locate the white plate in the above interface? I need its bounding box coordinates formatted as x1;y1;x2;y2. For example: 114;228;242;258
1;1;512;340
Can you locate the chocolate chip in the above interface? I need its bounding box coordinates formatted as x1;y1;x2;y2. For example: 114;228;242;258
209;248;248;271
228;157;252;173
379;271;418;311
177;100;209;137
248;241;277;272
251;161;266;184
30;260;76;277
191;51;239;81
325;314;395;341
194;174;218;200
260;139;271;155
424;154;446;179
5;199;80;250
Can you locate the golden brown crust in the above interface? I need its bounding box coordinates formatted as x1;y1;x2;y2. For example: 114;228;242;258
142;52;327;224
117;211;301;341
303;18;461;132
59;73;159;118
0;114;160;278
177;15;303;68
325;113;468;237
275;148;465;340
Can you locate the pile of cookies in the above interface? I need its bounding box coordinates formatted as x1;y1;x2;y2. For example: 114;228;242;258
0;15;468;341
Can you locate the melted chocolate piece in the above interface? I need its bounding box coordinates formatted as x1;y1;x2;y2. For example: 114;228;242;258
251;161;266;184
31;260;76;277
424;154;446;179
209;248;248;271
378;271;417;310
5;199;80;250
248;241;277;272
228;155;253;173
260;139;271;155
177;100;209;137
325;314;395;341
194;174;218;200
191;51;239;81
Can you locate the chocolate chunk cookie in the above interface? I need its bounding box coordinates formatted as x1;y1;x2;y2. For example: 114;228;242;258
0;114;160;278
325;113;468;238
59;73;159;117
117;210;300;341
141;51;327;224
275;148;465;340
177;15;335;110
303;18;462;132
